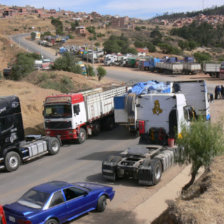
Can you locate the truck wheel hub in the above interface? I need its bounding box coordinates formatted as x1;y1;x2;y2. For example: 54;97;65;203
155;167;161;179
51;143;58;152
9;157;18;168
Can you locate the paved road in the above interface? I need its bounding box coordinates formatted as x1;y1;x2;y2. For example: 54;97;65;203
10;33;57;61
0;35;212;223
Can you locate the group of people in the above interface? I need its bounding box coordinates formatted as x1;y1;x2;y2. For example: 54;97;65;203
215;85;224;100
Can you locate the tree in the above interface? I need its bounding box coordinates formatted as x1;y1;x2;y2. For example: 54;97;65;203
146;42;156;52
176;119;224;192
86;65;95;77
86;26;96;34
194;52;211;63
134;40;145;48
127;47;137;55
10;53;41;80
51;18;63;35
52;53;82;74
71;21;79;31
97;66;106;81
31;32;36;40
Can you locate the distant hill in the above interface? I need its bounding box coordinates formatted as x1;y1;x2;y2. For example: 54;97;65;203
152;5;224;21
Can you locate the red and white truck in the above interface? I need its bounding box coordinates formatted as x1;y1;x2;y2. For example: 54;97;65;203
43;86;126;143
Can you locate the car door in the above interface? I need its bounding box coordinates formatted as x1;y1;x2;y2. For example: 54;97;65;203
63;187;90;220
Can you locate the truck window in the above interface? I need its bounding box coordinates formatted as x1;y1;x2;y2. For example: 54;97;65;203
0;116;13;134
73;104;80;115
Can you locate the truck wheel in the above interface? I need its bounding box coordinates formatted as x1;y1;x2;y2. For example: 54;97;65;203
47;137;60;155
5;151;21;172
96;195;107;212
151;159;162;185
106;117;115;130
78;128;86;144
93;122;101;135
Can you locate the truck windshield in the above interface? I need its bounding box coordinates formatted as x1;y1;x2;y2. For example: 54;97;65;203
44;104;72;118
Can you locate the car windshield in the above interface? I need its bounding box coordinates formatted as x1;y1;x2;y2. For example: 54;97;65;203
18;189;50;209
44;104;72;118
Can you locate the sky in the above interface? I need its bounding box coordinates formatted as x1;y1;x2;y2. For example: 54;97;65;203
1;0;224;19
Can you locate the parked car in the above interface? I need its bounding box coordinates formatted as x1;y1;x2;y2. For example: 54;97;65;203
4;181;115;224
0;205;6;224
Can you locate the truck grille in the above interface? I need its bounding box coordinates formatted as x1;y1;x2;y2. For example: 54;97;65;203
45;121;72;129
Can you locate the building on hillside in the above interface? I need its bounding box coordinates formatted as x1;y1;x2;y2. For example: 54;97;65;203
136;48;149;57
75;26;87;36
111;16;130;28
3;8;17;17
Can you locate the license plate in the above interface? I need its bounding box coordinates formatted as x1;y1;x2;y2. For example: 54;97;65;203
9;216;15;222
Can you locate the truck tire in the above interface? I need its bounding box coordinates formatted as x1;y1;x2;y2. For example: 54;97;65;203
77;128;86;144
93;122;101;136
105;117;115;130
5;151;21;172
138;158;162;185
151;158;162;185
96;195;107;212
47;137;60;155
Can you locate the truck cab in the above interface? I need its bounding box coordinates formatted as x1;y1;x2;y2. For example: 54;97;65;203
0;96;60;172
43;94;87;141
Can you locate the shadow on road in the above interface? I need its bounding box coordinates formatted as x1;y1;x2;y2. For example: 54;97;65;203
78;151;123;161
70;208;145;224
86;172;150;188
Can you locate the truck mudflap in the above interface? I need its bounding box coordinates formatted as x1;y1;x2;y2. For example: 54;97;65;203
154;149;175;171
138;158;162;186
102;156;122;181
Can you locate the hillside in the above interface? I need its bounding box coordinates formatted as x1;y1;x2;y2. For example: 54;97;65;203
152;5;224;21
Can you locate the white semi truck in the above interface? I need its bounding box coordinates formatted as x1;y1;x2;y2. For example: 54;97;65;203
102;92;198;185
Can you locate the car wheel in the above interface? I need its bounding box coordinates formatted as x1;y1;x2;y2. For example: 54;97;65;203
77;128;86;144
45;219;59;224
5;151;21;172
47;137;60;155
96;195;107;212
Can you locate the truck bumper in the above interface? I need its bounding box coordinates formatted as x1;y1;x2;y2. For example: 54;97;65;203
45;129;78;140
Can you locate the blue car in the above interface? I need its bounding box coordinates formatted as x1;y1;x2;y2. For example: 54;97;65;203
4;181;115;224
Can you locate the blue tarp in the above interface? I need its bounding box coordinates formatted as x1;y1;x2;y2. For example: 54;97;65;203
129;81;171;95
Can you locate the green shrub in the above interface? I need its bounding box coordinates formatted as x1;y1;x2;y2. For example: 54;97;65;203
86;65;95;77
71;64;83;74
10;53;41;80
39;76;74;93
97;66;106;81
146;42;156;52
0;72;3;80
194;52;211;63
158;42;182;55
